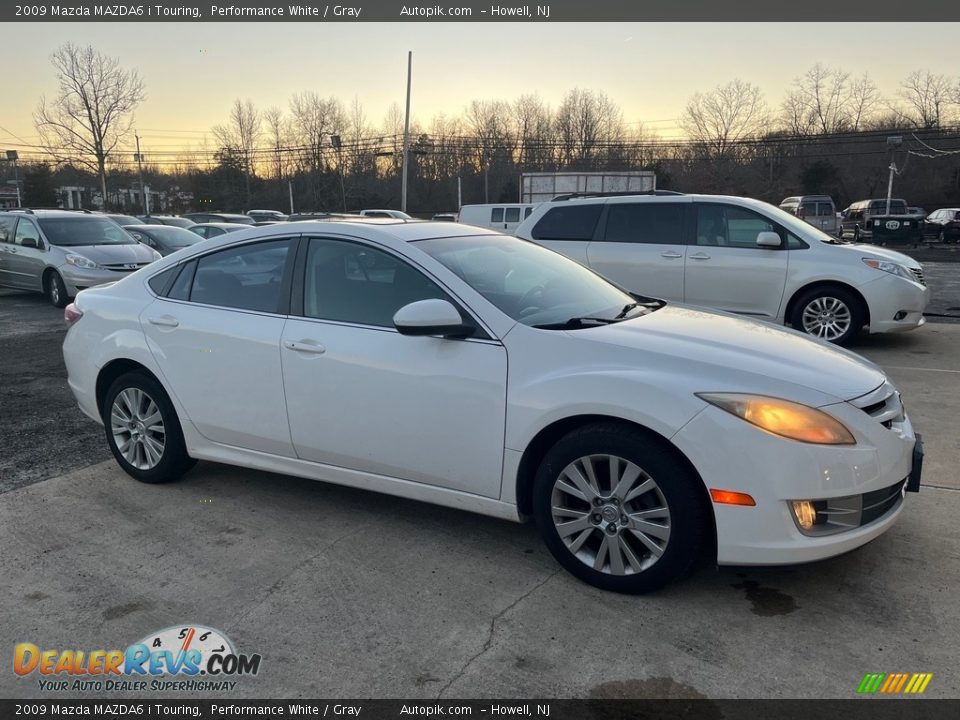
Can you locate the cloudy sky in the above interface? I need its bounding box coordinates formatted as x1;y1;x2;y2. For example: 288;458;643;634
3;22;958;153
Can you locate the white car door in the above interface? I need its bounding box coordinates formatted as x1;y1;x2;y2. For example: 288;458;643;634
683;203;789;319
140;238;297;457
585;201;688;301
281;236;508;498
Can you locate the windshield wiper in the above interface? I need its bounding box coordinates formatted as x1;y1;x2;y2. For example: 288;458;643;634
532;316;622;330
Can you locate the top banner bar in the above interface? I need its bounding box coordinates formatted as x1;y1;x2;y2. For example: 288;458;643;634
4;0;958;22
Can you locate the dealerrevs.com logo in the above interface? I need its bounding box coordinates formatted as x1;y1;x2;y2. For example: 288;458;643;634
14;625;262;692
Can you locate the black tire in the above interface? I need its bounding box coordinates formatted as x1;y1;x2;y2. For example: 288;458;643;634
532;423;707;594
939;230;946;244
102;371;195;484
47;271;68;308
790;285;865;346
853;227;860;242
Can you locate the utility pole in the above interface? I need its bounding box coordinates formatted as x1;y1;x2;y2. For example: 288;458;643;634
134;134;149;215
457;176;462;211
401;51;412;212
288;180;295;215
331;135;346;212
885;136;902;216
885;162;897;216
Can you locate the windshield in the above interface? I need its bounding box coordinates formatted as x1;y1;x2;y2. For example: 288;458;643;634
416;235;646;328
38;217;137;247
144;227;202;248
759;202;847;245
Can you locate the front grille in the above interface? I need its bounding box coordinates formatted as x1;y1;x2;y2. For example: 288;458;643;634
849;381;904;429
910;267;925;285
792;479;906;536
102;262;150;272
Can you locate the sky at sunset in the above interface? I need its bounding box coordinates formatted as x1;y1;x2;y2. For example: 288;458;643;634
3;22;959;154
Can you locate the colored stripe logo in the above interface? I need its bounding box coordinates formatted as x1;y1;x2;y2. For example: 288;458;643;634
857;673;933;695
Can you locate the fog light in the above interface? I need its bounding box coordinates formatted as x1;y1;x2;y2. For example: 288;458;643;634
894;311;907;321
792;500;818;530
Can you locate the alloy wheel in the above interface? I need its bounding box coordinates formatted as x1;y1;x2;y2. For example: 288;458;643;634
110;388;166;470
801;296;852;341
551;454;671;576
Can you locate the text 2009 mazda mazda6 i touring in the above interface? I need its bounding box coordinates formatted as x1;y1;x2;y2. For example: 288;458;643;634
62;219;923;592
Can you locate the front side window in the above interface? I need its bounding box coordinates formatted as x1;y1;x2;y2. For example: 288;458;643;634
695;204;779;249
303;238;451;327
603;203;684;244
14;218;41;246
189;239;292;313
0;216;16;243
531;204;602;241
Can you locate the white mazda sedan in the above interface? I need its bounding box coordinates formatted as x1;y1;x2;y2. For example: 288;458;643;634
62;220;922;593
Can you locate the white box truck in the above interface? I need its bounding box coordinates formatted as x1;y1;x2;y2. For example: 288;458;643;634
520;171;656;204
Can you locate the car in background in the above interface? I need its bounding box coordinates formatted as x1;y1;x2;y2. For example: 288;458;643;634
0;209;159;307
922;208;960;243
247;209;288;223
359;209;413;220
181;212;256;226
288;212;359;222
514;193;929;345
188;222;251;239
459;203;537;232
779;195;839;236
107;214;146;227
126;225;204;256
432;213;458;221
137;215;196;229
839;198;909;241
62;221;921;593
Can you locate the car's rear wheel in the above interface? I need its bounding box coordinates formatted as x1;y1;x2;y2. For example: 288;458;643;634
791;286;864;346
532;423;706;593
103;372;194;484
47;271;68;308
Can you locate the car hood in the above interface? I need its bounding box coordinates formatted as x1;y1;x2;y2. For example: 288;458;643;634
826;241;921;268
579;305;886;403
62;243;157;265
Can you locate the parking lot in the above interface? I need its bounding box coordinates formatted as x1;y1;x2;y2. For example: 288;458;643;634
1;262;959;700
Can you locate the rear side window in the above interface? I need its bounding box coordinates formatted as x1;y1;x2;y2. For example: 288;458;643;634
505;207;521;223
189;239;293;313
0;216;16;243
148;266;178;295
603;203;684;244
491;208;504;223
531;205;602;241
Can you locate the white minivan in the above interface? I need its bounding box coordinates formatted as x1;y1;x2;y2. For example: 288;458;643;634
514;194;930;345
459;203;537;232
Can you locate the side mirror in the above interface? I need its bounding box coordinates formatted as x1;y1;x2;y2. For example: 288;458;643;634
756;231;782;248
394;299;473;339
21;237;39;249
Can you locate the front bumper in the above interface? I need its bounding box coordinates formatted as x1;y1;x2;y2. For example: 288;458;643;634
61;265;137;296
859;272;930;334
672;398;916;566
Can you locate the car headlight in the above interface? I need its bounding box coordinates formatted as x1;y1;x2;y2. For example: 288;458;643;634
697;393;856;445
64;254;100;270
862;257;916;282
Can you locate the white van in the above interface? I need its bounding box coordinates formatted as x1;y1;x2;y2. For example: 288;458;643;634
458;204;537;232
779;195;839;236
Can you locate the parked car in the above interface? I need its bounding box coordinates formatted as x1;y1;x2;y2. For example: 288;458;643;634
106;214;146;227
181;212;256;226
514;193;929;345
459;203;537;232
359;209;413;220
137;215;196;229
0;209;160;307
779;195;839;236
921;208;960;243
188;222;251;239
247;209;288;223
126;225;204;256
432;213;458;221
289;212;359;222
62;222;921;593
839;198;910;241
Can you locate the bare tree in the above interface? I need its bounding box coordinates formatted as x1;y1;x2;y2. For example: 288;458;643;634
213;99;261;206
780;64;867;135
466;100;515;200
848;73;880;131
263;106;285;180
554;88;624;168
681;80;767;157
513;94;553;169
34;43;146;207
898;70;955;128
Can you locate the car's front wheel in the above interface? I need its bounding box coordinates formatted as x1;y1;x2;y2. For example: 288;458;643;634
102;371;194;483
791;286;864;345
47;271;68;308
532;423;707;593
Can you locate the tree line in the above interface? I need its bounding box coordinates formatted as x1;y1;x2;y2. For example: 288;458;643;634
9;44;960;214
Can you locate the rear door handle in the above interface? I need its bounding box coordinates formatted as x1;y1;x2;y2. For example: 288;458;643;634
660;251;683;259
688;252;711;260
283;340;326;354
148;315;179;328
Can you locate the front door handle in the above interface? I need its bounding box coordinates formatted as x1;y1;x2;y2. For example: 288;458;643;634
283;340;326;354
688;252;711;260
660;251;683;259
148;315;179;328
